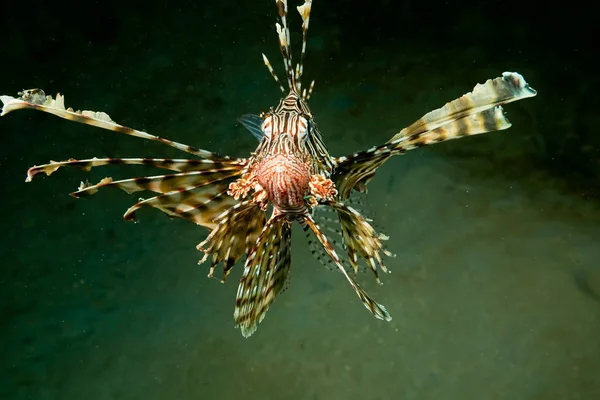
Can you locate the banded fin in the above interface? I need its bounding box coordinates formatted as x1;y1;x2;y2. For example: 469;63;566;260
197;200;266;283
389;71;537;143
264;0;313;95
234;214;292;337
303;213;391;322
123;176;239;230
306;204;349;273
333;151;391;200
295;0;312;92
324;200;393;283
26;157;244;182
238;114;264;141
274;0;294;89
333;72;537;199
262;53;286;94
0;89;238;162
309;191;394;275
23;155;244;229
345;192;395;264
73;168;242;197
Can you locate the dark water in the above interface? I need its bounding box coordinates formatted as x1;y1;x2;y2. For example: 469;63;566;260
1;1;599;399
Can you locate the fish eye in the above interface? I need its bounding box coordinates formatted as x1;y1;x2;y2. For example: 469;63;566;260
297;116;308;141
261;117;273;138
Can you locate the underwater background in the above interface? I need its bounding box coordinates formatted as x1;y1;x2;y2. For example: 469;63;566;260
1;0;598;399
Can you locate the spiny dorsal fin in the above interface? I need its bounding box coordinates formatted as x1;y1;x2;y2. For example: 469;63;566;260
275;0;294;89
296;0;312;92
264;0;314;96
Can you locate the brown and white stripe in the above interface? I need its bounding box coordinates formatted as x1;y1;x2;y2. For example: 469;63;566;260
0;0;538;338
333;72;537;199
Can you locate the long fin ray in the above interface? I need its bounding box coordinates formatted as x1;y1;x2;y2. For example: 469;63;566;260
390;72;537;143
1;90;238;161
309;199;386;275
234;214;292;337
123;177;239;230
197;200;266;283
265;0;313;94
305;208;350;273
303;213;391;322
333;72;537;199
322;200;392;283
26;157;245;183
72;169;242;197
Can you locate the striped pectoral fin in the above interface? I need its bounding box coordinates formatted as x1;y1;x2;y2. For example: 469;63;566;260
344;191;396;262
72;168;242;197
306;205;353;273
324;200;393;283
332;151;392;201
26;157;246;182
197;200;266;283
332;104;516;199
234;214;292;338
123;178;239;230
389;72;537;144
303;213;391;322
308;194;394;275
332;72;537;199
1;89;239;161
392;106;512;150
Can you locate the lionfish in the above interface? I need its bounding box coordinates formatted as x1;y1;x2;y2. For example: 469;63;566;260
1;0;536;337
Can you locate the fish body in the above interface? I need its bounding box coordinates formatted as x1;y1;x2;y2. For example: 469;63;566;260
0;0;537;337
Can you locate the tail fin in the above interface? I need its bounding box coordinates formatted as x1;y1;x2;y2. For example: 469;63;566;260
234;214;292;337
303;213;392;322
333;72;537;199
